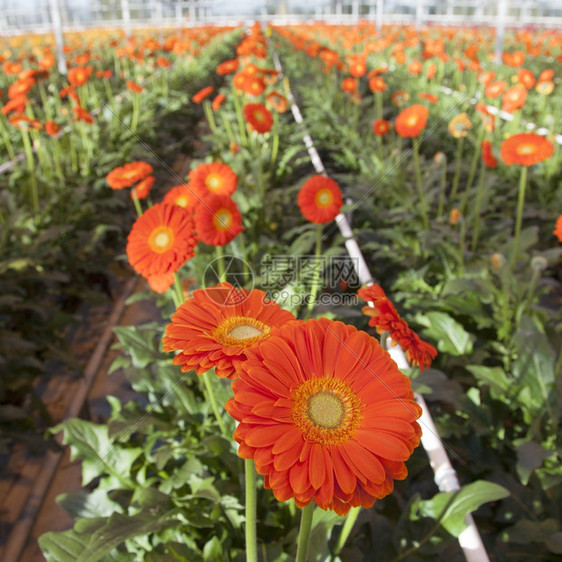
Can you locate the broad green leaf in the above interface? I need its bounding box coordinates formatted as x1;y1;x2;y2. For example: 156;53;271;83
57;489;123;519
308;507;346;561
53;419;141;487
416;311;473;356
113;325;166;368
466;365;512;401
516;441;554;486
416;480;509;537
39;529;89;562
504;519;562;554
203;536;223;562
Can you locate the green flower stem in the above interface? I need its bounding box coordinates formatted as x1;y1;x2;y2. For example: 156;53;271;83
244;459;258;562
333;506;361;556
131;93;141;132
173;272;184;307
449;136;465;203
38;81;53;120
202;100;217;134
202;370;227;436
412;137;429;229
0;116;16;162
295;502;315;562
270;109;280;166
305;224;323;320
232;87;248;147
510;166;528;270
458;216;466;276
131;191;143;217
220;111;237;147
376;91;383;121
471;162;487;252
215;245;226;282
436;156;448;220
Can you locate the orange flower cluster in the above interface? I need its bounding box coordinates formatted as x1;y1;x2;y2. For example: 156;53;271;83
357;284;437;372
106;161;153;190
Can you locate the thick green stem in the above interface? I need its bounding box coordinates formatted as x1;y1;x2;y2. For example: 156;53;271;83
270;109;280;166
215;245;226;282
132;191;143;217
460;127;485;214
333;506;361;556
173;272;184;307
295;502;315;562
0;116;16;162
203;100;217;134
245;459;258;562
202;370;227;436
413;137;429;229
220;111;237;147
436;156;448;220
305;224;323;320
510;166;528;270
232;87;248;147
450;136;464;203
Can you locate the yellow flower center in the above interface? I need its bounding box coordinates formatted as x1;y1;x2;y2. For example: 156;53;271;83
315;189;333;208
213;316;270;348
148;225;174;253
206;173;223;192
516;143;536;156
292;377;362;445
175;195;188;207
213;209;233;231
254;110;265;123
406;115;418;126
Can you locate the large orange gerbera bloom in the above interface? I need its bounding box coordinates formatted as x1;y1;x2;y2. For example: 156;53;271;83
106;161;153;190
163;283;295;379
67;65;92;87
243;103;273;134
194;194;243;246
126;202;197;278
189;162;237;198
394;104;429;138
500;133;554;167
554;215;562;243
358;285;437;372
225;318;422;515
163;184;199;212
298;175;343;224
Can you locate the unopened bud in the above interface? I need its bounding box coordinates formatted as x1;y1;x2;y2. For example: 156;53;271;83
490;252;506;270
449;208;461;225
531;256;548;272
433;151;447;165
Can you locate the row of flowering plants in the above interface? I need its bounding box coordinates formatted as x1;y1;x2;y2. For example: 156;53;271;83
0;25;241;452
22;20;562;562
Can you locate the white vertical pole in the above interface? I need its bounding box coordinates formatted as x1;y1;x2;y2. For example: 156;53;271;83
415;0;423;31
352;0;359;22
176;1;182;30
495;0;508;63
121;0;131;39
376;0;383;32
49;0;67;74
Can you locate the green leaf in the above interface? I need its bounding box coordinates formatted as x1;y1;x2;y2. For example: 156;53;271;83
308;507;346;561
57;489;123;519
203;536;223;562
113;325;166;368
415;480;509;537
416;311;473;356
504;519;562;554
52;419;141;488
466;365;512;401
39;529;89;562
516;441;554;485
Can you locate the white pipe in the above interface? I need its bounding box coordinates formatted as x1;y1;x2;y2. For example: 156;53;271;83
49;0;67;74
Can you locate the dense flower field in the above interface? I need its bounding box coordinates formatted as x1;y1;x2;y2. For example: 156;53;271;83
1;19;561;562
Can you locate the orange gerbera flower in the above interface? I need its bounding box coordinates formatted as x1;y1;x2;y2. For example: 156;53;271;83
243;103;273;134
216;58;239;75
408;60;422;74
298;175;343;224
266;91;287;113
106;161;153;190
163;283;295;379
163;184;199;212
372;119;390;136
485;80;506;98
342;77;358;93
368;76;386;92
1;95;27;115
517;68;535;89
45;120;61;137
192;86;214;104
391;90;409;107
348;56;366;77
501;84;527;112
554;215;562;243
212;93;226;111
67;66;92;87
126;80;143;93
8;77;34;99
225;317;422;515
72;105;94;124
500;133;554;167
481;140;498;168
244;76;266;97
394;104;429;138
126;202;197;279
358;285;437;372
418;92;439;104
448;113;472;138
131;175;155;200
194;194;243;246
189;162;237;198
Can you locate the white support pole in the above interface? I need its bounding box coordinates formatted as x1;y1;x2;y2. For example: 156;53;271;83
121;0;131;39
415;0;424;31
352;0;359;22
49;0;67;75
495;0;508;63
376;0;383;32
176;1;182;30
